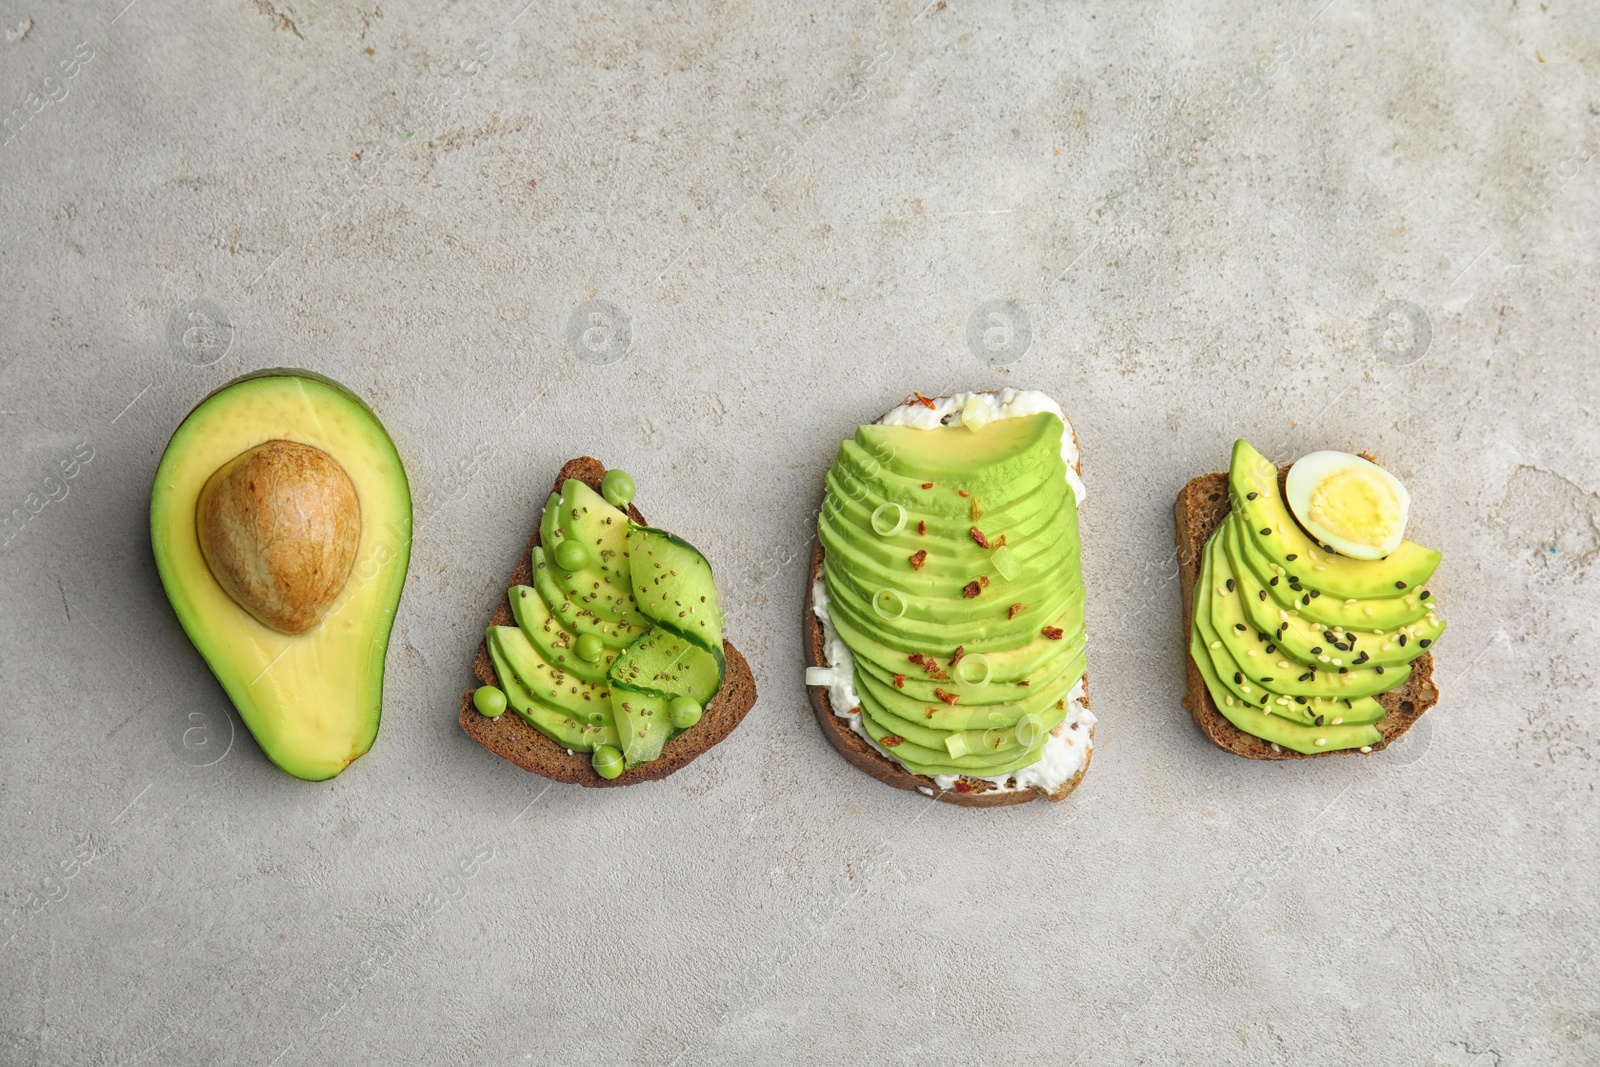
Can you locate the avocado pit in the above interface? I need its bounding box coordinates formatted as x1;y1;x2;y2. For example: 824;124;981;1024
196;438;362;635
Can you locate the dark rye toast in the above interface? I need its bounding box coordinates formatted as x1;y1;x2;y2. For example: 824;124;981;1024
1174;461;1438;760
802;398;1093;808
459;457;757;785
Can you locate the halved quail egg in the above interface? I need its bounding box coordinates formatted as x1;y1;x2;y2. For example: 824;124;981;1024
1285;450;1410;560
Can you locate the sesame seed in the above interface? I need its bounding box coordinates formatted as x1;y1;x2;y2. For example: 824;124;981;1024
1235;623;1246;632
1226;578;1235;593
1314;715;1325;726
1376;665;1385;674
1359;745;1372;753
1332;717;1343;725
1210;640;1221;649
1311;646;1323;654
1247;492;1259;500
1270;576;1279;586
1314;565;1326;571
1419;638;1432;648
1314;738;1327;747
1261;528;1272;536
1241;685;1253;693
1278;660;1291;669
1286;553;1298;561
1395;580;1407;589
1318;654;1330;663
1225;696;1234;706
1364;607;1375;616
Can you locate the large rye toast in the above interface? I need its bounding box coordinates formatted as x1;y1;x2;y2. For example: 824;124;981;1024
802;398;1092;808
1174;463;1437;760
459;457;757;785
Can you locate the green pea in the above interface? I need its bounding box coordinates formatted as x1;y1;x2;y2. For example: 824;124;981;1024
601;468;636;509
472;685;507;718
669;696;702;729
575;633;604;663
554;539;590;572
591;744;625;779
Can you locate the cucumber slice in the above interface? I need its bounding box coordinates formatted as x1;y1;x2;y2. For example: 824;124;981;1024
626;525;725;654
611;687;674;767
608;626;724;705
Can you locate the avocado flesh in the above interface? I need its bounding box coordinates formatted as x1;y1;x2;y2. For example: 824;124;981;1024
1195;541;1385;729
1220;519;1444;669
818;411;1087;780
858;413;1061;491
150;370;411;781
488;626;618;748
1186;440;1447;753
508;584;616;685
1228;512;1433;631
481;490;727;763
540;481;649;627
1230;439;1440;599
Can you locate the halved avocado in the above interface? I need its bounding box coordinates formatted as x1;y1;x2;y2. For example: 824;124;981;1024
150;369;412;781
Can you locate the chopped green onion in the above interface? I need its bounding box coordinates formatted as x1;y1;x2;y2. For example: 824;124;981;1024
955;652;992;689
872;588;907;621
991;544;1021;581
870;502;908;537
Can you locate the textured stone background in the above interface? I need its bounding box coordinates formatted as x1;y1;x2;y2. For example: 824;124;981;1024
2;1;1597;1064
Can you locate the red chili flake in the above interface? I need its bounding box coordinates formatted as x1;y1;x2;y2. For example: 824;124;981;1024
951;645;966;666
881;734;904;747
908;549;928;570
907;653;926;667
848;706;861;715
917;520;927;536
934;688;959;705
957;490;969;498
952;781;973;794
893;674;907;688
912;391;936;409
970;497;983;521
962;581;981;598
979;575;990;587
1017;679;1031;687
921;482;934;489
995;534;1007;547
970;527;991;549
1042;626;1064;640
1009;603;1026;619
924;708;936;719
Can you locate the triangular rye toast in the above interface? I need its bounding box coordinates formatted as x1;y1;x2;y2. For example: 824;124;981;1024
459;457;757;785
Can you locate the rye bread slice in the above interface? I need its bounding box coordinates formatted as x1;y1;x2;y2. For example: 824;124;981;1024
1174;461;1438;760
802;398;1093;808
459;457;757;786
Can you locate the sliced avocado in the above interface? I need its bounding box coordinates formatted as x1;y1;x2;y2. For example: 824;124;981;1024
608;626;724;705
857;412;1061;492
486;625;609;726
1189;622;1383;754
1203;535;1403;700
532;546;647;649
1193;540;1385;728
626;525;725;654
1230;440;1440;599
855;661;1079;734
825;596;1083;683
1228;508;1433;631
540;481;647;626
856;703;1046;776
150;369;411;782
508;584;615;685
1220;518;1442;669
486;627;618;750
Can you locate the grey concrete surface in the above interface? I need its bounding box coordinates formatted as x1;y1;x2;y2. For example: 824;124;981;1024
1;0;1597;1064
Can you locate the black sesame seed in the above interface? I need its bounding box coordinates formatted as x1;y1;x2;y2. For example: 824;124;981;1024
1338;667;1348;674
1289;575;1300;583
1233;672;1242;684
1324;631;1336;641
1419;638;1432;648
1247;492;1259;500
1259;590;1268;601
1286;553;1298;561
1270;576;1280;586
1261;528;1272;536
1420;590;1431;599
1235;623;1246;632
1265;644;1276;654
1302;596;1311;606
1262;677;1274;682
1298;672;1312;681
1295;696;1307;704
1309;590;1321;598
1395;580;1407;589
1311;647;1323;655
1226;578;1235;592
1335;642;1349;652
1376;665;1385;674
1399;634;1407;647
1261;694;1270;704
1314;715;1325;726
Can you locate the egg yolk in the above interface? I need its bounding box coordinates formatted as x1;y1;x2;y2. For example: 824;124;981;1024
1307;469;1404;548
